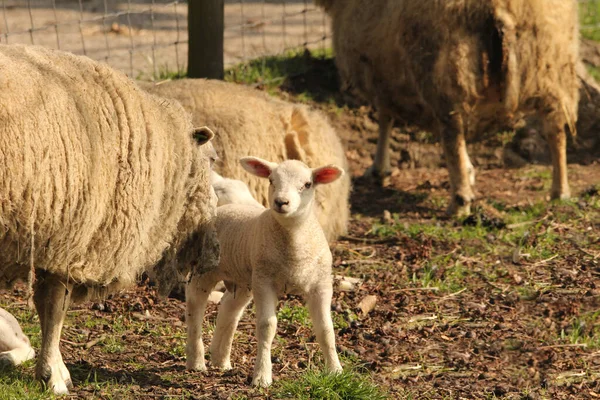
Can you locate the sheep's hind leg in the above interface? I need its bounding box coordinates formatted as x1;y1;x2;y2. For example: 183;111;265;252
543;118;570;200
209;285;252;370
252;284;278;387
33;270;73;395
306;285;342;373
441;126;475;216
186;274;217;371
365;109;394;185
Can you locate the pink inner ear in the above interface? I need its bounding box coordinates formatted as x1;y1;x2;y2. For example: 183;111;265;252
314;167;340;184
247;160;271;178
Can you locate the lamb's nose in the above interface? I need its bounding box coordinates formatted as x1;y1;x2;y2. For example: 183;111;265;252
274;198;289;208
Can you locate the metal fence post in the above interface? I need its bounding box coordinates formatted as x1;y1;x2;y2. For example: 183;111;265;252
188;0;224;79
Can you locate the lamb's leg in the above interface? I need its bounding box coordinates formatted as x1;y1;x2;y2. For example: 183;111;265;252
442;126;475;216
0;319;35;367
252;284;278;387
543;119;570;200
185;274;216;371
306;285;342;373
366;109;394;184
209;286;253;370
0;347;36;368
33;271;72;395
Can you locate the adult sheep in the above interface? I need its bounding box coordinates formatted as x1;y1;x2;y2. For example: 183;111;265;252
0;44;219;394
142;79;350;242
316;0;579;215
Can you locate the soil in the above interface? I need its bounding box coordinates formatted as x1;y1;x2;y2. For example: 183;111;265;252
2;35;600;400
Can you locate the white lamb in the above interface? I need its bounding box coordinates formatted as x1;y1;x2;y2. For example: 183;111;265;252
0;308;35;367
211;170;263;208
186;157;344;387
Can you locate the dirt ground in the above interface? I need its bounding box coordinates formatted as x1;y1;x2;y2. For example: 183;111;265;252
1;6;600;398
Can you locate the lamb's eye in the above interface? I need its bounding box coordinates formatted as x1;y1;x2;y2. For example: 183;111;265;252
304;182;312;189
269;178;273;185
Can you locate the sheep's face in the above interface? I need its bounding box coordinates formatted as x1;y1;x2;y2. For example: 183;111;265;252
240;157;344;220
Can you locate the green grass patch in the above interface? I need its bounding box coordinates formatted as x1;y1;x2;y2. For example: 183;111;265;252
580;0;600;41
273;369;388;400
278;301;311;327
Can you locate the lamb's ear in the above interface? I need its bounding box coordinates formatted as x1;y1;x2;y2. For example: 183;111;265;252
313;165;344;185
240;157;277;178
192;126;215;146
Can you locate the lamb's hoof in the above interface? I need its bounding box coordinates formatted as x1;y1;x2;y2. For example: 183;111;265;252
0;353;15;369
363;166;391;187
186;361;207;372
252;373;273;388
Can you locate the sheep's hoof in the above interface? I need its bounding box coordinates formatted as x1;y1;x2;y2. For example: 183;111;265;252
446;194;472;217
363;166;391;187
550;188;570;201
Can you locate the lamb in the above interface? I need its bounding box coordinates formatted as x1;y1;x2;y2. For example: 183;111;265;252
0;308;35;367
186;157;344;387
0;44;219;394
141;79;350;242
315;0;579;215
211;170;263;208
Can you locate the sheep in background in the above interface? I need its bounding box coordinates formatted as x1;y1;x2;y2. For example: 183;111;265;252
141;79;350;242
186;157;344;387
0;308;35;367
315;0;579;215
0;44;219;394
211;170;263;208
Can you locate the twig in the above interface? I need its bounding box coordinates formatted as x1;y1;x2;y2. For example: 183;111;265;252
61;334;107;349
390;287;439;293
437;288;467;300
538;343;588;350
339;235;397;244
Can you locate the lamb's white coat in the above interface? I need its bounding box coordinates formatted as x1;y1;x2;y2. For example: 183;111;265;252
0;308;35;367
186;158;343;387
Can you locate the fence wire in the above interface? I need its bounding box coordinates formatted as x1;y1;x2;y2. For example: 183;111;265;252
0;0;329;79
1;1;598;79
224;0;329;65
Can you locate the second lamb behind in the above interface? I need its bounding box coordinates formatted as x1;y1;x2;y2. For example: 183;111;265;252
186;157;344;387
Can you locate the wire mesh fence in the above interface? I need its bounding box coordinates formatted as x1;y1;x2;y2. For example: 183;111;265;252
0;0;329;79
0;1;598;79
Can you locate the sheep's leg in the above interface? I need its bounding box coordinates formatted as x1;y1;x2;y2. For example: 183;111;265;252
33;271;72;395
543;119;570;200
209;286;253;370
373;110;394;176
306;286;342;373
252;284;278;387
442;127;475;216
185;274;216;371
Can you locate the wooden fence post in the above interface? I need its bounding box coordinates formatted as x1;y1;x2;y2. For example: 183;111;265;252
188;0;224;79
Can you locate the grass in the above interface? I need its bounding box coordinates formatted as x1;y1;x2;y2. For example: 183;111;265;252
580;0;600;41
272;369;388;400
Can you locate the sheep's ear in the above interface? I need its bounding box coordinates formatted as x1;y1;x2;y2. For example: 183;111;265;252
313;165;344;185
192;126;215;145
240;157;276;178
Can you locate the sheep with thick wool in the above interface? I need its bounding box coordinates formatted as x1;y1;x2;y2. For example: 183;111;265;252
186;157;343;387
0;44;219;394
142;79;350;242
316;0;579;215
0;308;35;367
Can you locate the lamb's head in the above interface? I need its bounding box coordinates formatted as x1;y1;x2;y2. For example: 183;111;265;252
240;157;343;219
